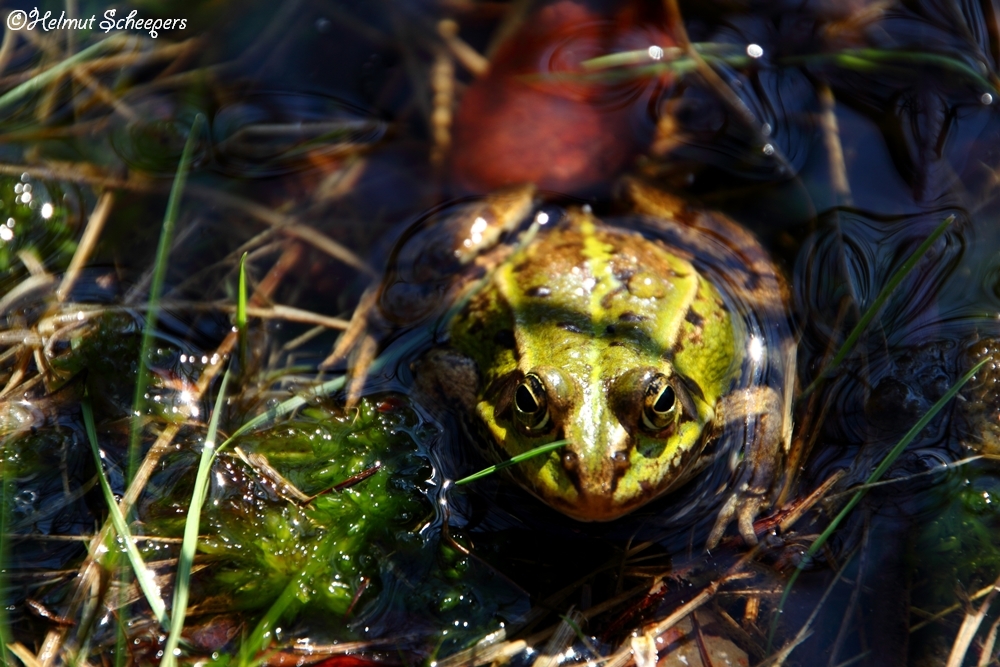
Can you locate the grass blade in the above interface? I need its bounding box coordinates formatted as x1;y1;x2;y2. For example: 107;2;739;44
454;440;568;485
127;114;205;481
238;252;249;371
768;356;988;649
0;35;128;114
802;214;954;398
82;396;169;627
162;369;231;667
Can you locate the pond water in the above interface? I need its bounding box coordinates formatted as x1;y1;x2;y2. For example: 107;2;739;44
2;0;1000;665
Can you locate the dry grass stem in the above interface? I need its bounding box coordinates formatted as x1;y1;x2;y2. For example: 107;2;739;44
57;191;114;302
430;49;455;165
0;22;18;77
187;185;372;275
977;614;1000;667
69;66;141;123
8;641;42;667
946;570;1000;667
438;19;489;76
817;83;852;206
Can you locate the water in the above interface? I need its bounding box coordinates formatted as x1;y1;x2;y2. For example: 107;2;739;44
3;0;1000;664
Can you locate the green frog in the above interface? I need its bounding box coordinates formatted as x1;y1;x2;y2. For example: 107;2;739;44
380;179;794;547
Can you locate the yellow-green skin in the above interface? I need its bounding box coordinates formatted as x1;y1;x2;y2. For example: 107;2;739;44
449;210;742;521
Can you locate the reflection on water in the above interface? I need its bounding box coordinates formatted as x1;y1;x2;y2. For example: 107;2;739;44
3;0;1000;664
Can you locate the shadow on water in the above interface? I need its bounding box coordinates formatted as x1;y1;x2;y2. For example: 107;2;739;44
4;0;1000;664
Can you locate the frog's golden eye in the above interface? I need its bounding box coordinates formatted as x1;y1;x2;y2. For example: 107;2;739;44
514;373;551;433
642;374;678;432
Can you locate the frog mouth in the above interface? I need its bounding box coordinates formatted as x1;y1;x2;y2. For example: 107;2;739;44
508;446;699;522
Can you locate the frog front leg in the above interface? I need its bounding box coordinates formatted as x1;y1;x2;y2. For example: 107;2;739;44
707;384;790;549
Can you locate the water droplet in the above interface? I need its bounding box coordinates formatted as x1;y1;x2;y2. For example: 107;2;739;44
316;17;331;33
747;43;764;58
762;143;775;156
647;45;664;61
982;93;993;105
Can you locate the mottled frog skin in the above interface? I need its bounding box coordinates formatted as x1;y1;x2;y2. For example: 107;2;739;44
390;179;794;547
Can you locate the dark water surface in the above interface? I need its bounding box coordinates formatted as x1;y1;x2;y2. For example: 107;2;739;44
3;0;1000;665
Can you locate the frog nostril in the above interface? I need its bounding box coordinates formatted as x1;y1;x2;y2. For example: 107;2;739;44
611;450;629;475
561;451;579;471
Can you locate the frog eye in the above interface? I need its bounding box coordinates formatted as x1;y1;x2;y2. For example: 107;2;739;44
514;373;551;433
642;375;678;432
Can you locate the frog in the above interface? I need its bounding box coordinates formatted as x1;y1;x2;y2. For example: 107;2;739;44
370;178;795;548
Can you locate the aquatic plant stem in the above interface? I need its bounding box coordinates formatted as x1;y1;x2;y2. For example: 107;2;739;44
767;356;988;651
162;370;231;667
801;214;955;399
127;114;203;482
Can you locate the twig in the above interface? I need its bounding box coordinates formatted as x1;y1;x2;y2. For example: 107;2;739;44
186;185;373;275
946;570;1000;667
57;191;114;302
817;83;852;206
438;19;489;76
0;19;18;78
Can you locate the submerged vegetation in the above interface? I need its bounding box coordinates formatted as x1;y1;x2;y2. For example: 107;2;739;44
3;1;1000;665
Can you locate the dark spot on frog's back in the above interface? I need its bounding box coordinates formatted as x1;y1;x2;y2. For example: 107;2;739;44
613;265;636;283
684;308;704;327
558;321;584;334
493;329;517;349
526;285;551;298
619;311;646;323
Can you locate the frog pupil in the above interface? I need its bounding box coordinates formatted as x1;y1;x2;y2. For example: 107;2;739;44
641;376;677;432
653;386;675;414
515;384;539;413
513;375;551;432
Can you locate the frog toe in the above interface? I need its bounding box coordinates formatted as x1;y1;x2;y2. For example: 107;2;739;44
706;490;766;549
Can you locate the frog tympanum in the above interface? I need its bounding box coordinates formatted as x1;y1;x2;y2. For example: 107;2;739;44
378;179;794;548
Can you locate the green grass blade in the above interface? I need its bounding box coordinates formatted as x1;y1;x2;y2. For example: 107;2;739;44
581;42;742;70
768;356;988;649
454;440;568;485
802;214;954;398
82;397;169;627
784;50;997;94
238;252;248;371
127;114;205;481
0;35;127;114
162;369;231;667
